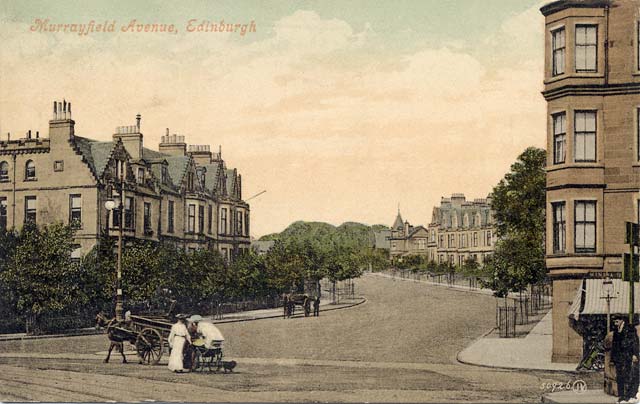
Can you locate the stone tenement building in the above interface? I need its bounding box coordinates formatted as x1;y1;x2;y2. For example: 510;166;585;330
427;194;495;267
386;194;495;264
541;0;640;362
0;100;250;261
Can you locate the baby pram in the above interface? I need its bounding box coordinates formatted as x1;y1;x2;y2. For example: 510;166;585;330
191;338;224;372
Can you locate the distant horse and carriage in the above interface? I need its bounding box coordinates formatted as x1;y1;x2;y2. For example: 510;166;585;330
282;293;320;318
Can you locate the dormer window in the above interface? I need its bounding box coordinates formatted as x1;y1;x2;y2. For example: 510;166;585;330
0;161;8;182
187;172;194;190
137;167;145;184
25;160;36;180
161;166;168;184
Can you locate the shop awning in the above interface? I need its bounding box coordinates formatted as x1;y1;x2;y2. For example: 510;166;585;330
568;278;640;320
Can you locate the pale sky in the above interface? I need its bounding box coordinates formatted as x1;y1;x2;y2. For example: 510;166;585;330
0;0;547;238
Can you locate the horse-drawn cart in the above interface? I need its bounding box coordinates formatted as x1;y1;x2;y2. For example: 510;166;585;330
283;293;312;318
96;313;172;365
96;312;225;370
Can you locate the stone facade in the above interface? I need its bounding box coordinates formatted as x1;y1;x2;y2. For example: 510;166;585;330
0;100;250;261
388;211;429;257
386;194;496;264
427;194;495;267
540;0;640;362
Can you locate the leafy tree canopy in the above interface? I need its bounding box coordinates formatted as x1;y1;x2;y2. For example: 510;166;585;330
487;147;546;295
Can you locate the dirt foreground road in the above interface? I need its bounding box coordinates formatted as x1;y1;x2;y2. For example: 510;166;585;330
0;275;596;402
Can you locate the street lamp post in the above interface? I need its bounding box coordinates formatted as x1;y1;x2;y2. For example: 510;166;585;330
105;160;126;321
600;277;616;333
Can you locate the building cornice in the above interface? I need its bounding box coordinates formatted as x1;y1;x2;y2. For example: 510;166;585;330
540;0;610;17
546;183;606;191
542;82;640;101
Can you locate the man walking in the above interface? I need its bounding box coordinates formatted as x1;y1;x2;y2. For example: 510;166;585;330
612;316;639;403
313;296;320;317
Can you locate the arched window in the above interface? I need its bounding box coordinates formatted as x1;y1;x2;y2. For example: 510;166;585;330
475;213;482;227
25;160;36;180
451;214;458;228
0;161;8;181
463;213;469;228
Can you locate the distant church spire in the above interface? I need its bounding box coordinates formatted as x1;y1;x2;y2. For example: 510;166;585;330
392;206;404;230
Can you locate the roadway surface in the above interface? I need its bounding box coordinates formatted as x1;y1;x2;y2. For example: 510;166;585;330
0;274;597;402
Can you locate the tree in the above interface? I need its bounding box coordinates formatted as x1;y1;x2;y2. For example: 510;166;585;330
1;223;86;332
184;248;228;305
80;230;117;313
358;247;389;272
230;251;269;300
488;147;546;295
264;240;306;293
120;241;165;308
0;228;19;330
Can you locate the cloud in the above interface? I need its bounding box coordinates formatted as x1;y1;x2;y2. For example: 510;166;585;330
0;8;547;236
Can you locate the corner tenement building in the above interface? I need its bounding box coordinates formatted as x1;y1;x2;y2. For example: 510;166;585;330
541;0;640;362
0;101;250;261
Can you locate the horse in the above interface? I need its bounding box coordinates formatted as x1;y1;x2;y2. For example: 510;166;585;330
95;312;134;364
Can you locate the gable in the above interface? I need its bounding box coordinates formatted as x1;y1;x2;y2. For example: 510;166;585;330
408;226;429;239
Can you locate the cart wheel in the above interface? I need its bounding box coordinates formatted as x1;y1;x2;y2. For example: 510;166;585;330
136;328;164;365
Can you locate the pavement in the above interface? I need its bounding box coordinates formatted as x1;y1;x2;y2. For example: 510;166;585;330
368;272;620;402
457;311;577;372
0;296;365;342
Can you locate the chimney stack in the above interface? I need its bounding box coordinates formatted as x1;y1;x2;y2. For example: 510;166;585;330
188;144;213;165
159;130;187;156
113;116;143;159
49;99;75;146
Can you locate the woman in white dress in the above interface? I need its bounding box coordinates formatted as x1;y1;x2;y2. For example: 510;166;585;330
167;315;191;372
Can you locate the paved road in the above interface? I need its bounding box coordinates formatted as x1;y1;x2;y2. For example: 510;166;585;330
0;274;597;402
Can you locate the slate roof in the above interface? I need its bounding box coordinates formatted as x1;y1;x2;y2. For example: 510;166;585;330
71;136;238;195
73;137;191;189
164;156;190;188
142;147;165;160
202;162;223;192
225;169;236;198
73;136;116;178
407;225;429;238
